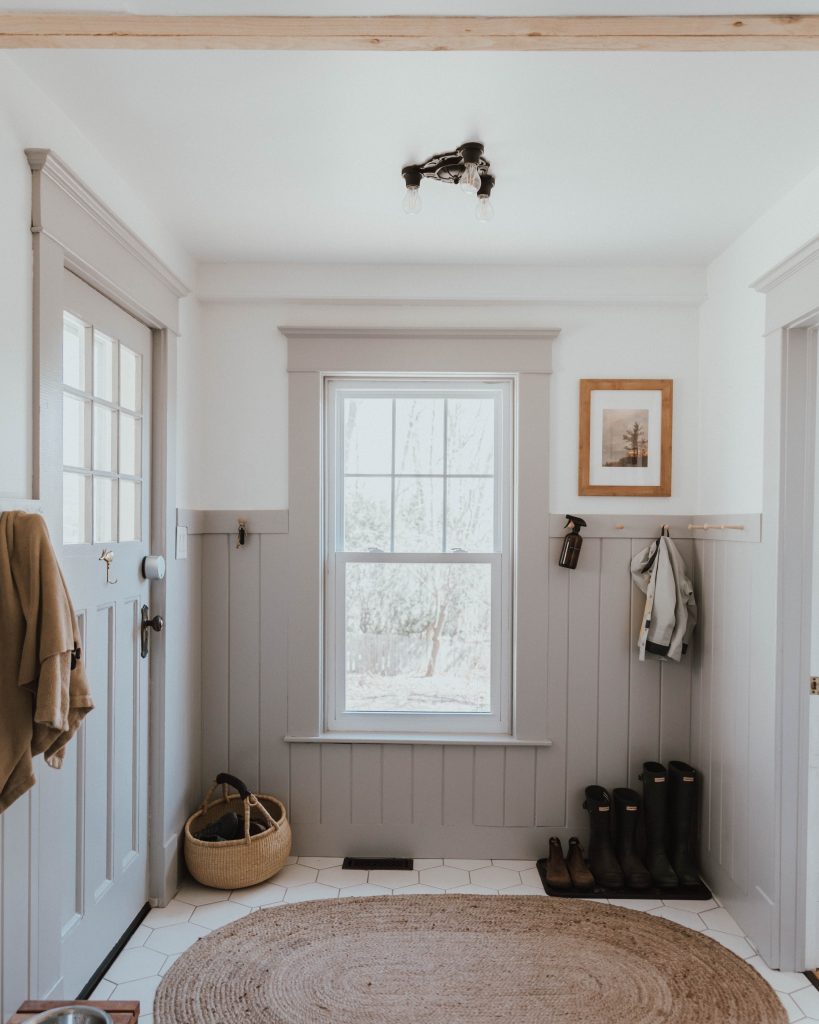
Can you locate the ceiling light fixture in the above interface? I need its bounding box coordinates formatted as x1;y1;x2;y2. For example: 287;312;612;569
402;141;495;221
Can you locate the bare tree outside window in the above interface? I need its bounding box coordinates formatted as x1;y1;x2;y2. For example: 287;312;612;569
339;391;498;714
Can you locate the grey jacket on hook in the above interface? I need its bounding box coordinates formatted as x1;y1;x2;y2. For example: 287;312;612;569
630;533;697;662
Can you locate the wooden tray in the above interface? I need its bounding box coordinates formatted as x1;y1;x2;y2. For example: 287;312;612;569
8;1001;139;1024
536;858;713;900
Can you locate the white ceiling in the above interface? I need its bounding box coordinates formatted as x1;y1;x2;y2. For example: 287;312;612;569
11;47;819;265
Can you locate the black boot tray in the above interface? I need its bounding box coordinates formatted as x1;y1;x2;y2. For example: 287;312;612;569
536;859;712;900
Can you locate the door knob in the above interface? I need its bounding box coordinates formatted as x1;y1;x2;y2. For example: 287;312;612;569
141;604;164;659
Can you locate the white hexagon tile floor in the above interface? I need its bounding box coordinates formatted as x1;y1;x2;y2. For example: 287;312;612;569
92;856;819;1024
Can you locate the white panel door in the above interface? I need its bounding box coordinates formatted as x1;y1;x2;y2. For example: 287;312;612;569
38;270;152;997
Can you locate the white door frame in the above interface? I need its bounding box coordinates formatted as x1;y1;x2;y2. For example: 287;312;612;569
755;240;819;972
26;149;189;996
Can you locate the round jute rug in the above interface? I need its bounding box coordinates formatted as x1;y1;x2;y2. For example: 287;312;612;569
154;894;785;1024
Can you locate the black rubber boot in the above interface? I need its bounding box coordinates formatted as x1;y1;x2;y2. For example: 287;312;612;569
582;786;624;889
639;761;679;889
669;760;700;886
613;788;652;890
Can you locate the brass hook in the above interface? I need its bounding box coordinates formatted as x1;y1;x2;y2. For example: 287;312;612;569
99;548;118;584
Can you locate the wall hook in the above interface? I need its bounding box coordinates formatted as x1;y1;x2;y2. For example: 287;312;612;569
237;519;248;548
99;548;118;584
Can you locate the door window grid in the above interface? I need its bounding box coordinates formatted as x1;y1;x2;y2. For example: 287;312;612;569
326;378;513;736
62;311;143;545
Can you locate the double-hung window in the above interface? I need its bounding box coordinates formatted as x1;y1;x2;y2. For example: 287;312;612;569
325;378;513;735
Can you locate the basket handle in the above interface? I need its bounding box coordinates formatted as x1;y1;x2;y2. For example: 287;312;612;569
245;793;279;837
216;773;251;800
199;773;252;815
198;774;280;843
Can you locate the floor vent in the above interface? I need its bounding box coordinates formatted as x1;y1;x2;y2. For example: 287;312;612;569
343;857;413;871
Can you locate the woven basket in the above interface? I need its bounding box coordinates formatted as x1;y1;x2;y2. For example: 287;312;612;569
184;773;292;889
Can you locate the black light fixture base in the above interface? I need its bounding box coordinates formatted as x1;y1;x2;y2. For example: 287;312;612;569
402;140;492;189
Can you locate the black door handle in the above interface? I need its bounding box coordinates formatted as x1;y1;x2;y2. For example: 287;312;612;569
141;604;164;658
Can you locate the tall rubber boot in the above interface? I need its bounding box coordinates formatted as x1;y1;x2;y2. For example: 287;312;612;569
613;788;652;890
669;760;700;886
639;761;679;889
582;786;624;889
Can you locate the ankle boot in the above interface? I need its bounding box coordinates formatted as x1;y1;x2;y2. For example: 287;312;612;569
669;760;700;886
582;786;624;889
639;761;679;889
566;837;595;891
613;789;652;889
545;837;572;891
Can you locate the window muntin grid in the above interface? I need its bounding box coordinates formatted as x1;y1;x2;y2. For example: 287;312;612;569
62;311;143;546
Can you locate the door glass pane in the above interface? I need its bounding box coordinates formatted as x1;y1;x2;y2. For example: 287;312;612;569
93;405;115;472
394;477;443;553
120;345;141;412
446;477;495;553
63;313;87;391
395;397;444;474
446;397;495;475
93;476;115;543
343;476;390;552
119;479;141;542
63;472;89;545
93;330;117;402
63;395;89;469
343;397;392;474
119;413;141;477
344;561;492;713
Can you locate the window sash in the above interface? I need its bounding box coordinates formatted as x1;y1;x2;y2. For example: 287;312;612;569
324;377;513;736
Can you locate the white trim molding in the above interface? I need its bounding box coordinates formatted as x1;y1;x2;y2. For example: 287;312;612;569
753;231;819;334
26;149;189;333
284;733;553;746
199;262;707;307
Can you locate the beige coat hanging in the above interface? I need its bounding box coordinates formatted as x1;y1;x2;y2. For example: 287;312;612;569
0;511;94;813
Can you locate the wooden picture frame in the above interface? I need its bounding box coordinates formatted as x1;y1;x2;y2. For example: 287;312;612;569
578;378;672;496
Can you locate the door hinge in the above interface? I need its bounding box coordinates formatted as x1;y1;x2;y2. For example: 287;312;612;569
811;677;819;695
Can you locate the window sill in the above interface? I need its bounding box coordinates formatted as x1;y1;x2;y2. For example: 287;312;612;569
283;733;552;747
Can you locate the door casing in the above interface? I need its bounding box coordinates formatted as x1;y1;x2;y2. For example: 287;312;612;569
755;242;819;972
26;148;189;1001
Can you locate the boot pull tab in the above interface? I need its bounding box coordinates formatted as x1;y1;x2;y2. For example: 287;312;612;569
626;804;638;812
682;775;694;783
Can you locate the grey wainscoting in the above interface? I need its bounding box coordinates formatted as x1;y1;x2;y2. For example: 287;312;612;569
189;512;763;859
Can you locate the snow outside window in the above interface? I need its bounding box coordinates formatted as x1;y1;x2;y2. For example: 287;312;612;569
325;378;513;736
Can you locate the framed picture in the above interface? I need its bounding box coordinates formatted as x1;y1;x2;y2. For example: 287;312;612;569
578;379;673;497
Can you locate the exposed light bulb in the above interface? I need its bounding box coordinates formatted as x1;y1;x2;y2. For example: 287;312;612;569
459;162;481;194
402;185;422;215
476;194;495;222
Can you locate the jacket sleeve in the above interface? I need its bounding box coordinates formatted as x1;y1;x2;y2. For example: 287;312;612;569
11;513;93;768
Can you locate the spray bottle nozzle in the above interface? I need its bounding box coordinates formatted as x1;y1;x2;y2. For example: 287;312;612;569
564;515;587;533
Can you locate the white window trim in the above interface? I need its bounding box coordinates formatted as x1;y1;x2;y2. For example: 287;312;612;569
324;377;513;735
282;326;558;747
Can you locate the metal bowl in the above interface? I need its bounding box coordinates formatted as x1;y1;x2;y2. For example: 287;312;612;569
23;1008;114;1024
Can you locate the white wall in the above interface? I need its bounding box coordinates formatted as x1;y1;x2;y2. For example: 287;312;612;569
699;161;819;513
0;54;195;500
184;269;703;514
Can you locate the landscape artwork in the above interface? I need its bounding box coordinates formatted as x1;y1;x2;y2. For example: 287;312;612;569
601;408;649;468
579;379;672;496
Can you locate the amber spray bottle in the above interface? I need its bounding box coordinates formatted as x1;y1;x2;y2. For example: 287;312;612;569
558;515;587;569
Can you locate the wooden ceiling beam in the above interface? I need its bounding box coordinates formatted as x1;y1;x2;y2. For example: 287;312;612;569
1;14;819;51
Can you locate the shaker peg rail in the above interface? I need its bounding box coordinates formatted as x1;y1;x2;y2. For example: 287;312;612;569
686;523;745;531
